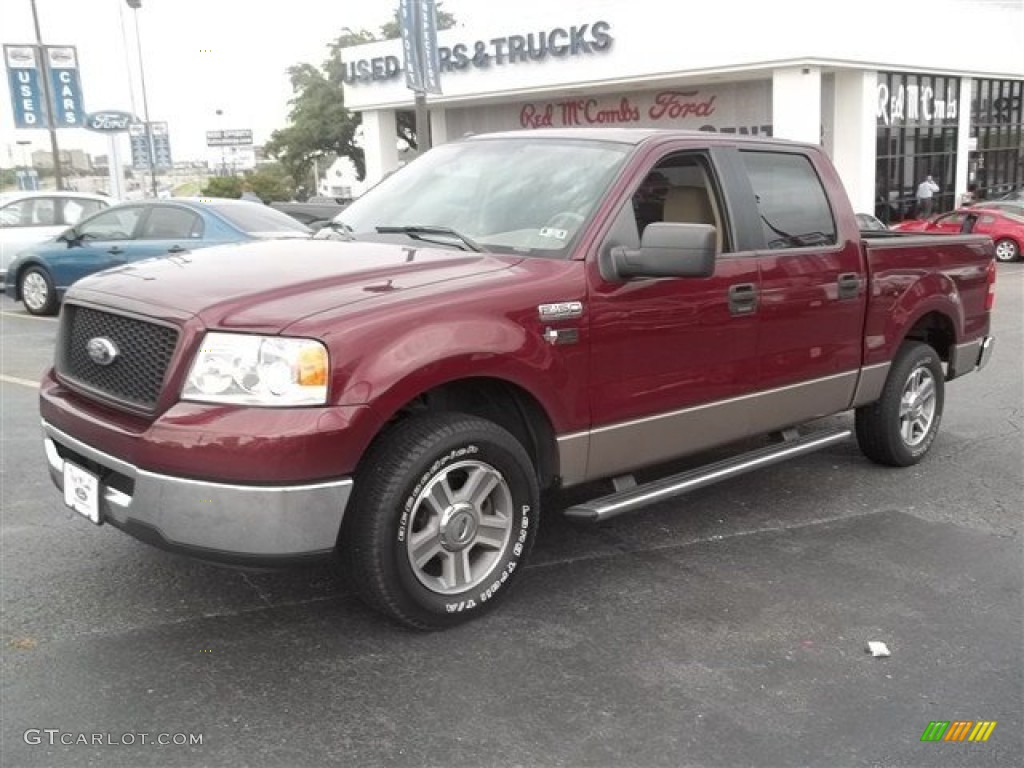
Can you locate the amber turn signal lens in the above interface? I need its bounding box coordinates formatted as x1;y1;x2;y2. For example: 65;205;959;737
296;345;328;387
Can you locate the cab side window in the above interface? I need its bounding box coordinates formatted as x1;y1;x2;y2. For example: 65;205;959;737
628;154;728;252
740;151;837;249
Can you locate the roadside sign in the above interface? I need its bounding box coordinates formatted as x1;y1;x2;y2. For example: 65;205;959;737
4;45;46;129
206;129;253;147
151;122;172;169
129;122;151;169
45;46;85;127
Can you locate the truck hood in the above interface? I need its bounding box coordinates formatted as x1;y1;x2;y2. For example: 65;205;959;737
70;239;520;332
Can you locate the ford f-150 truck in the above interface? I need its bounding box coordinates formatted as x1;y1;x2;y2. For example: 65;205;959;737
38;129;996;628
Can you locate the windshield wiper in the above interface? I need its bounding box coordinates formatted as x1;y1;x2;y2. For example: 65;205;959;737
375;225;486;253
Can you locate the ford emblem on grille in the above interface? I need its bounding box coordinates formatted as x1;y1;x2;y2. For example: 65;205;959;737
86;337;119;367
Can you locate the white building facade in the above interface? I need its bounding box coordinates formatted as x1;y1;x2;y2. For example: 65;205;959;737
341;0;1023;222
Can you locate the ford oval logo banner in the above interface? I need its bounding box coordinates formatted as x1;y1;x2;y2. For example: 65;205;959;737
86;337;119;366
84;111;135;133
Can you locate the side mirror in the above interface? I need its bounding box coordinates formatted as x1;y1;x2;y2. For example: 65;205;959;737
611;222;716;280
57;228;80;245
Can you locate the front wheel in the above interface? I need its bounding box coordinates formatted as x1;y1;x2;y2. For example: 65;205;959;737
342;413;540;629
20;267;58;316
855;341;945;467
993;238;1019;263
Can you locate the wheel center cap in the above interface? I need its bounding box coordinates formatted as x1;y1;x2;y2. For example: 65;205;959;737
439;503;479;552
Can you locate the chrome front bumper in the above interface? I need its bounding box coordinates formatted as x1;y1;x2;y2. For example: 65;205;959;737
43;420;352;565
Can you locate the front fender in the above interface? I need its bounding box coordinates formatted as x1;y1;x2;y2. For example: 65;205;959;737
330;314;586;436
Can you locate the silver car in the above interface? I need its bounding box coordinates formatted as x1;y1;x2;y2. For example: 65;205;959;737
0;191;112;285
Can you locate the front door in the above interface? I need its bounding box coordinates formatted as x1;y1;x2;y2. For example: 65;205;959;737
584;148;762;481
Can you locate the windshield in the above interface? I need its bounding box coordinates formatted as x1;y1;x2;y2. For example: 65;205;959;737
335;137;630;257
211;203;311;236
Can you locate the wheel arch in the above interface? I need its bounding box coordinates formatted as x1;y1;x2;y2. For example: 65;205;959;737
360;375;561;490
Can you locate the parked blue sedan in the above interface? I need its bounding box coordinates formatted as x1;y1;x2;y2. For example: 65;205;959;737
4;198;311;315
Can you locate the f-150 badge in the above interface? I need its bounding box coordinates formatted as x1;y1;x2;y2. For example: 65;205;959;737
537;302;583;321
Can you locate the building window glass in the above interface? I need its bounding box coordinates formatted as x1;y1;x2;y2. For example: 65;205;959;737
875;72;960;224
970;78;1023;201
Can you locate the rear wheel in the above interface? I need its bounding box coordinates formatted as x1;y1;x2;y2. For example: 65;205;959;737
20;267;58;316
855;342;944;467
993;238;1019;263
342;413;539;629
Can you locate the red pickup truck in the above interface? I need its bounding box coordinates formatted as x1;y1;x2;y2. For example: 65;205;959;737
39;130;995;628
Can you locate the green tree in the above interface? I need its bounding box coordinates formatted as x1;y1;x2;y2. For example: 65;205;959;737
200;165;296;203
266;5;456;183
247;163;295;203
201;176;241;199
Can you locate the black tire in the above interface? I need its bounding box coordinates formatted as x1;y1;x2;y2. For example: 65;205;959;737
993;238;1019;263
855;341;945;467
342;413;540;629
19;266;58;316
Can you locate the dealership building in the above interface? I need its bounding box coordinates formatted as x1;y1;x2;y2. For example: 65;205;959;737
340;0;1023;221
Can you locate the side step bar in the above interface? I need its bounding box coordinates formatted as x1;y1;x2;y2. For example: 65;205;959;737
564;427;852;522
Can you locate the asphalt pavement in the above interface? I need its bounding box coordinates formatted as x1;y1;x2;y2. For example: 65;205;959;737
1;265;1022;768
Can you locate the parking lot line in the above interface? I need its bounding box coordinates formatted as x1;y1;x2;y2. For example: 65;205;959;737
0;374;40;389
0;311;58;323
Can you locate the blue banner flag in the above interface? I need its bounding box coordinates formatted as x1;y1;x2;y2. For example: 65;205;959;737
399;0;423;92
4;45;46;129
46;46;85;127
418;0;441;95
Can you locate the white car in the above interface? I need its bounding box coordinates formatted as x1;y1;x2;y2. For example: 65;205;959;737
0;191;112;284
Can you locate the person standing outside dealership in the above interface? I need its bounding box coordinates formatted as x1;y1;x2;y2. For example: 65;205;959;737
915;175;940;218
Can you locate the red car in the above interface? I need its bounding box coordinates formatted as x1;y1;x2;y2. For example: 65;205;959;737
893;207;1023;262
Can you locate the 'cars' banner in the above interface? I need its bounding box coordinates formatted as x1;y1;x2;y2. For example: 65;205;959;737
4;45;46;129
45;46;85;127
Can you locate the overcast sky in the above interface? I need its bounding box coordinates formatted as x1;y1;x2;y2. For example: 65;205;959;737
0;0;550;163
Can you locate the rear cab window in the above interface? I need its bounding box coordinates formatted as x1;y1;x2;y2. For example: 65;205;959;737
740;151;837;249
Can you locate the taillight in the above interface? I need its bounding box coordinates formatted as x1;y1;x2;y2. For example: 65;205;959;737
985;258;996;311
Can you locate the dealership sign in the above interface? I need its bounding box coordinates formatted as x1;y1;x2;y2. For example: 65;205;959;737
4;43;85;129
84;110;135;132
877;80;958;127
341;20;613;85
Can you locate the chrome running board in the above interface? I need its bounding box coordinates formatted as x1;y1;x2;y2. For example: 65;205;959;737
564;427;852;522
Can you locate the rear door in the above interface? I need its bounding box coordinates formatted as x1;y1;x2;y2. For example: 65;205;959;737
736;148;868;431
135;204;206;258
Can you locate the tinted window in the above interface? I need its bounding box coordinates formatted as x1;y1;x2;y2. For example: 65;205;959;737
140;207;204;239
62;198;106;225
77;207;145;240
211;204;310;235
741;152;837;249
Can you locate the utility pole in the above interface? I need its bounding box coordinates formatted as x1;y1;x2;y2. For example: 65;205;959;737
29;0;64;190
127;0;159;198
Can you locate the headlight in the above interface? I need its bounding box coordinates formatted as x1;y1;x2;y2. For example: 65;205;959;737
183;332;328;406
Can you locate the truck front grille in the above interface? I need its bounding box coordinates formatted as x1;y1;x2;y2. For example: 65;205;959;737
57;305;179;412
